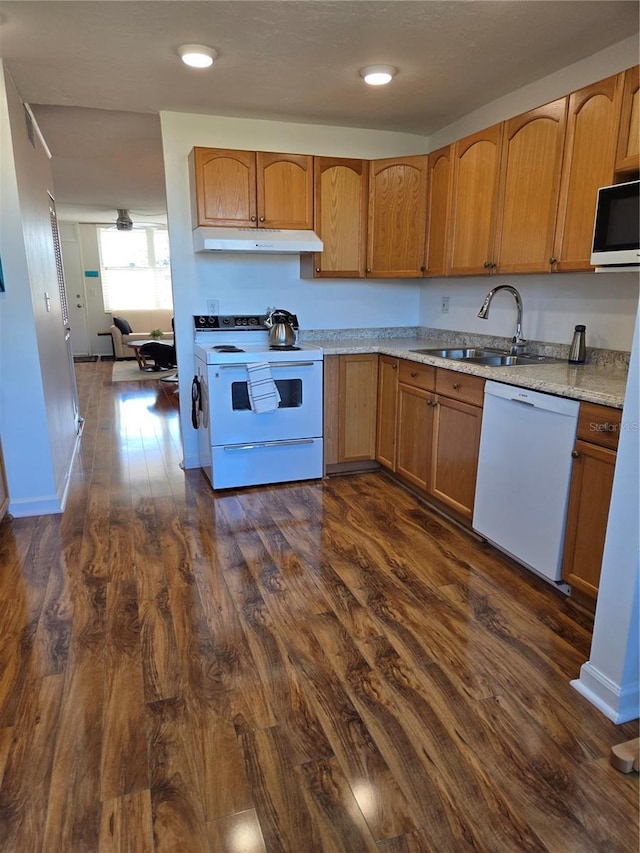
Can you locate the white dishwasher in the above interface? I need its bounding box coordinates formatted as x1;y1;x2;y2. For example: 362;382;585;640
472;380;580;586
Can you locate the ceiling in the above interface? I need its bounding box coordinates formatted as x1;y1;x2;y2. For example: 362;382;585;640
1;1;638;224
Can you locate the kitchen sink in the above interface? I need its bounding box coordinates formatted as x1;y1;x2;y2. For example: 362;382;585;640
410;347;565;367
465;354;564;366
410;347;504;359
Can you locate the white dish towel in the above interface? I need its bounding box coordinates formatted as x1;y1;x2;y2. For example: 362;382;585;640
246;363;281;413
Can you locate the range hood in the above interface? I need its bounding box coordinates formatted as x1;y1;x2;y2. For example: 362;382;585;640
193;226;323;254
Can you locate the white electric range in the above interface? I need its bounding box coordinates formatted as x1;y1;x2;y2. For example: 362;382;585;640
193;314;324;490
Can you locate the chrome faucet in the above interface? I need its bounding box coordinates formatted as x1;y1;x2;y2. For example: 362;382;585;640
477;285;527;355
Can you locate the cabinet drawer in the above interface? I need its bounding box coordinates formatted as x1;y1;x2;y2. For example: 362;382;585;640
577;402;622;450
398;360;436;391
435;369;485;406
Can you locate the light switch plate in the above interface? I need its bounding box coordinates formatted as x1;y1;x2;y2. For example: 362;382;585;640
207;298;220;314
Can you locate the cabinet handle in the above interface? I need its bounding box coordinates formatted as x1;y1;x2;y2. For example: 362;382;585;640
315;267;321;273
411;371;418;378
571;449;580;459
549;256;557;265
420;265;426;273
366;268;372;273
491;262;497;269
392;364;397;370
250;215;257;221
259;216;265;222
452;382;460;390
426;400;433;407
483;261;491;269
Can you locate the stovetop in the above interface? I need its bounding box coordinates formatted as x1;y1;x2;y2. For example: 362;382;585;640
193;314;323;364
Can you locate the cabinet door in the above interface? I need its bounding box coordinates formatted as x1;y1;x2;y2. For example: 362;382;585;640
615;65;639;174
256;152;313;229
338;355;378;462
553;75;623;272
367;156;428;278
190;148;257;227
430;396;482;518
448;125;503;276
376;355;398;470
494;99;567;274
396;384;433;491
313;157;368;277
425;146;452;277
561;439;617;600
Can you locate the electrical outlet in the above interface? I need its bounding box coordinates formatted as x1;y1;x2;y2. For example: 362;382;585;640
441;296;450;314
207;298;220;315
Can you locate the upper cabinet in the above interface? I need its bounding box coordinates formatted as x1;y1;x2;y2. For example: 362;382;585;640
552;74;624;272
448;125;503;276
494;99;567;274
367;155;428;278
309;157;368;278
424;146;452;277
189;147;313;229
615;65;640;175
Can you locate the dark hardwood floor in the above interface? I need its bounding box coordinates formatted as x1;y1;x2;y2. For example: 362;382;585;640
0;360;637;852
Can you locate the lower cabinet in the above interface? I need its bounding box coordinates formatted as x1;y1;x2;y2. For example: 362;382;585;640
324;354;379;471
376;355;399;470
375;359;485;520
561;402;621;604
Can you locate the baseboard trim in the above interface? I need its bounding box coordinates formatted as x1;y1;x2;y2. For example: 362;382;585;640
571;662;640;724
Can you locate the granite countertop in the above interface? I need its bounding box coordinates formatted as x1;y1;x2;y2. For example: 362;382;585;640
309;336;628;409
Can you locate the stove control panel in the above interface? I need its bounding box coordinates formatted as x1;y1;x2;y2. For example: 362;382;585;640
194;314;267;331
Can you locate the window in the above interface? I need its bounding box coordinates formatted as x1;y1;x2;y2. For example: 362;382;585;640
97;227;172;312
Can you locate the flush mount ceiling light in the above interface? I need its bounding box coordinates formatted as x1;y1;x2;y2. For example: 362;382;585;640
359;65;397;86
178;44;217;68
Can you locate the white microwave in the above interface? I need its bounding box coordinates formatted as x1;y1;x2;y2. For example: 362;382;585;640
591;179;640;268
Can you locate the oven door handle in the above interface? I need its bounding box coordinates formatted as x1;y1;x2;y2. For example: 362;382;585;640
219;361;317;370
223;439;315;451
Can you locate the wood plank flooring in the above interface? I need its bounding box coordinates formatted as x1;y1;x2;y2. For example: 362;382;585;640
0;360;637;852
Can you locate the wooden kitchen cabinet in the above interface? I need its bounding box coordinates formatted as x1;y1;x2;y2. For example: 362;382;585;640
189;147;313;229
324;354;378;470
367;155;429;278
430;370;484;518
425;145;453;277
615;65;639;175
494;98;567;274
552;75;624;272
562;402;621;604
391;362;483;520
448;125;503;276
395;360;436;490
306;157;368;278
376;355;399;470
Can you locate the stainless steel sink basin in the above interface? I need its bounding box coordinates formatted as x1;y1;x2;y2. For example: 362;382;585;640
466;354;564;366
409;347;565;367
410;347;503;359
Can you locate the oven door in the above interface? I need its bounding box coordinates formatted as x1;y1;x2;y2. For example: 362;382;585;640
208;358;323;446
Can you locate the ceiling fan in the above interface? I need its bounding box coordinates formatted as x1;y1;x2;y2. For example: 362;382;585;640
115;209;133;231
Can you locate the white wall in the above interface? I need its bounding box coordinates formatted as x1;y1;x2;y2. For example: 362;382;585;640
573;292;639;722
0;65;79;515
428;36;639;150
160;112;429;467
420;272;639;351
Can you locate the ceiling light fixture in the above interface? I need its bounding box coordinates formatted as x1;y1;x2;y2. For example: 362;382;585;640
178;44;217;69
360;65;397;86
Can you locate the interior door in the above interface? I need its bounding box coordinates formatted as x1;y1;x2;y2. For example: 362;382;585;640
61;233;91;355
